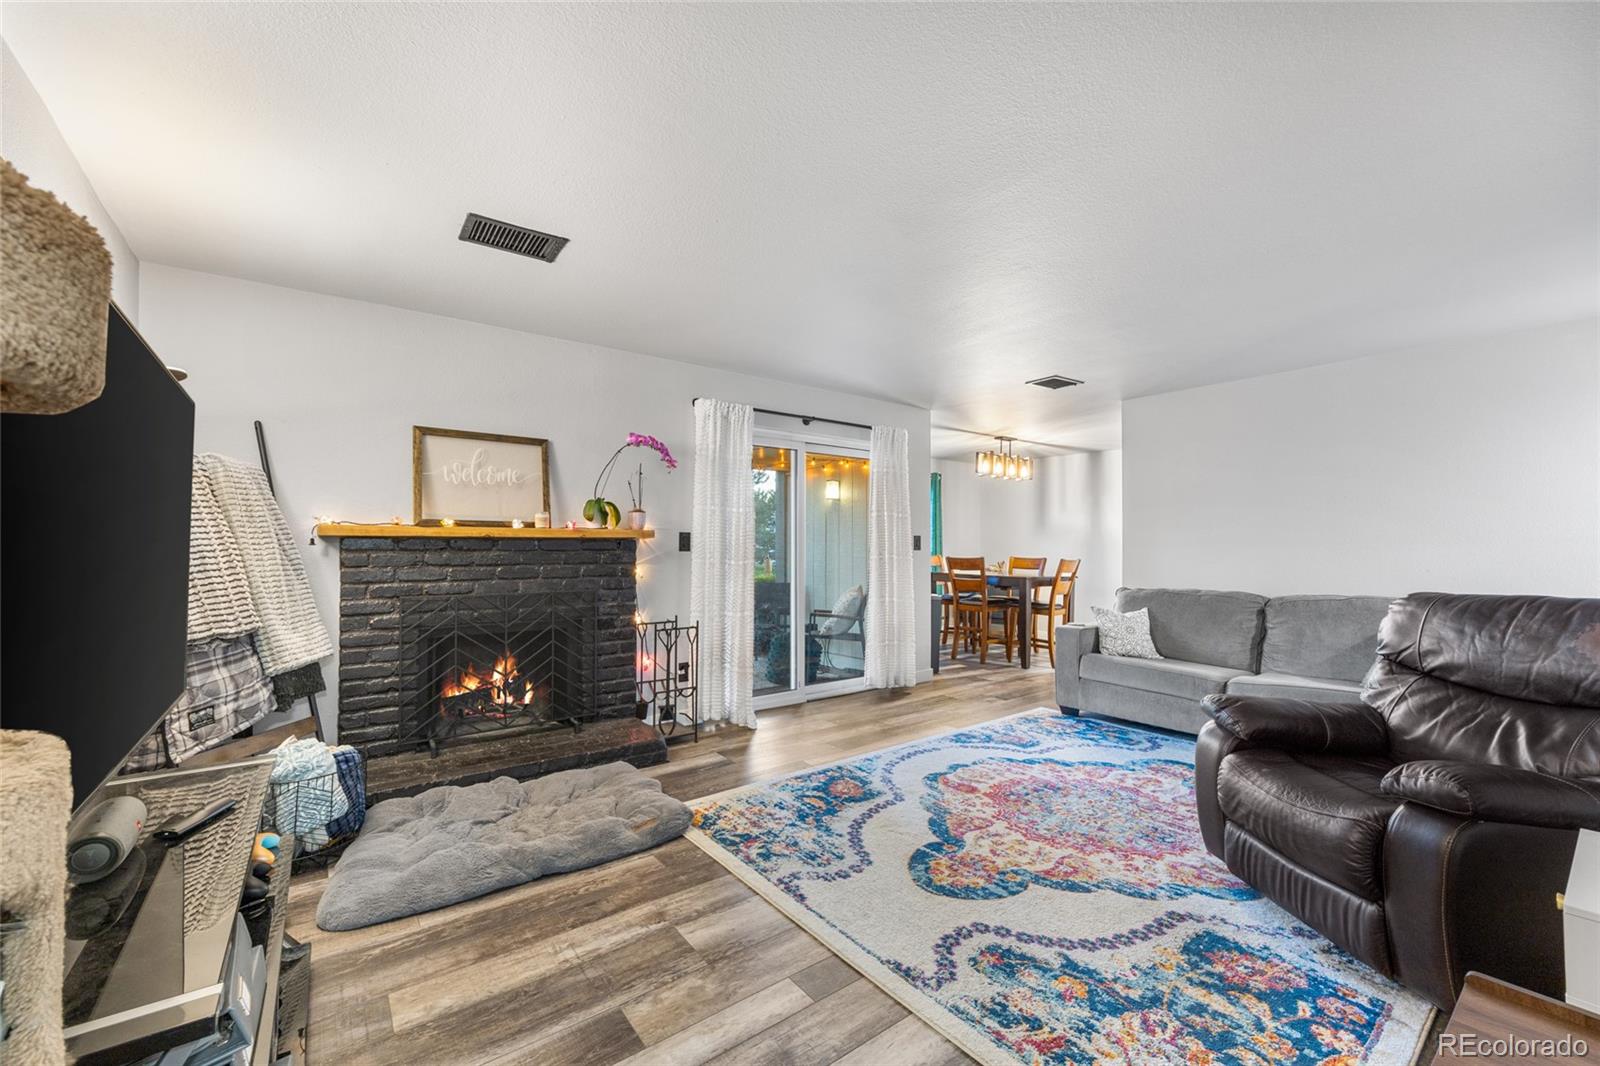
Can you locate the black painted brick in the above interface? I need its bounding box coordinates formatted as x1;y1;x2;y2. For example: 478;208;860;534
340;599;393;617
341;629;397;648
395;565;450;583
340;563;393;582
335;536;641;770
339;694;399;712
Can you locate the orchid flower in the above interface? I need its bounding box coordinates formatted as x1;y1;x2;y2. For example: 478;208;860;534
591;432;678;520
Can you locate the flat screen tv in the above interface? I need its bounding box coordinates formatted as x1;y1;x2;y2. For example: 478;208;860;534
2;304;195;807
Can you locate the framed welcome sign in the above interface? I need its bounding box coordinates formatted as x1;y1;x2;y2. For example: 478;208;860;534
412;426;550;526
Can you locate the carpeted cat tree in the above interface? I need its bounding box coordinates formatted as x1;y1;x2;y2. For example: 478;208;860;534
1;156;113;414
1;155;111;1066
0;731;72;1065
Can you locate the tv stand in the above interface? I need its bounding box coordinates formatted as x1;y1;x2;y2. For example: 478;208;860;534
62;759;310;1064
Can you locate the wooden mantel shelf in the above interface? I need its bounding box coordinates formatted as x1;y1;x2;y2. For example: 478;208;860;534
315;523;655;540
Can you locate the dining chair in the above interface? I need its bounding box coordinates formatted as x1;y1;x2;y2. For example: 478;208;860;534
1031;558;1081;666
1005;556;1047;601
931;555;955;646
988;557;1046;658
945;556;1014;663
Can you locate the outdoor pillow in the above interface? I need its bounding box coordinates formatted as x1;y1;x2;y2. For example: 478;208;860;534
819;585;865;635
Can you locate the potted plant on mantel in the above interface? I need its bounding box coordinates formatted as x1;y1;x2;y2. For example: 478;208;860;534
585;433;677;529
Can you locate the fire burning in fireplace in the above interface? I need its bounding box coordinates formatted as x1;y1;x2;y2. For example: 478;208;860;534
439;652;545;719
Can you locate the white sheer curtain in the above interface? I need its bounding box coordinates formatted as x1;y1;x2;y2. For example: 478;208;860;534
690;398;757;728
865;425;917;688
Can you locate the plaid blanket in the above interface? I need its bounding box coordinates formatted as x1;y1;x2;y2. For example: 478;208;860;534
325;746;367;839
124;637;273;771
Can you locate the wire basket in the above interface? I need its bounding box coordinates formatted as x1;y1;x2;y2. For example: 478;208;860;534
262;755;364;861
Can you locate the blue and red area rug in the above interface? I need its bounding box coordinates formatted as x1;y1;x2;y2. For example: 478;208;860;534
686;710;1432;1066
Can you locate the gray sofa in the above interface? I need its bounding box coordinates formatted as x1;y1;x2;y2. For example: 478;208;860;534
1055;587;1392;733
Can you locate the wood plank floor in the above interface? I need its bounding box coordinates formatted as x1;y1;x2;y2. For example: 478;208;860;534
286;661;1055;1065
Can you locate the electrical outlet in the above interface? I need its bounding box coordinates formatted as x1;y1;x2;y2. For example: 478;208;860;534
677;662;691;683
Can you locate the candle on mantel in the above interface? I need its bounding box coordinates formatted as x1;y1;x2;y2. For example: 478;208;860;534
510;519;525;529
440;517;456;527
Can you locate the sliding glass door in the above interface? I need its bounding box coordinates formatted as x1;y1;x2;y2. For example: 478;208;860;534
751;436;870;708
752;446;794;698
803;450;868;688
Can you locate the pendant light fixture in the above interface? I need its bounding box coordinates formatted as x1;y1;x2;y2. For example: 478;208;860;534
974;436;1033;482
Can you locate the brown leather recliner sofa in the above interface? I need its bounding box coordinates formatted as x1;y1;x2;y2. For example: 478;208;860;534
1195;592;1600;1011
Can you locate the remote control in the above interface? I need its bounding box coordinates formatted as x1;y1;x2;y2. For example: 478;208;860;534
153;798;237;842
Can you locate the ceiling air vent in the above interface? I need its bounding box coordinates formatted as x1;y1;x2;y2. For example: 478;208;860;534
1026;375;1083;390
458;212;569;263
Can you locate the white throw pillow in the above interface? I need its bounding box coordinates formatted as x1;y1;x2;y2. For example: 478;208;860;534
1091;606;1162;659
818;585;865;636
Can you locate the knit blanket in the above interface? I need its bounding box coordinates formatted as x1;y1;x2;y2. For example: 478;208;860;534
187;458;260;642
268;737;351;835
198;453;333;676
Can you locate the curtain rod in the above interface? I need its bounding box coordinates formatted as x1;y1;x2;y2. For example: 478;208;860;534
692;398;872;432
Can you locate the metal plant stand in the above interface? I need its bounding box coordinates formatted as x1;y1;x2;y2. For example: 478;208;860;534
636;617;699;743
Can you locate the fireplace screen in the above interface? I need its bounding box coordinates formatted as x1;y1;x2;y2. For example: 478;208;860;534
396;591;600;754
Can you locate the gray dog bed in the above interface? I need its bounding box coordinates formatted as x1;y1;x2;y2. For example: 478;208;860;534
316;761;691;931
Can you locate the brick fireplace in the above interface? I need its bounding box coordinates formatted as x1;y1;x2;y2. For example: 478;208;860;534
329;528;665;800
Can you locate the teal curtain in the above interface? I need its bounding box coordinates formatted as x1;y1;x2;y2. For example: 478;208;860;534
929;472;943;558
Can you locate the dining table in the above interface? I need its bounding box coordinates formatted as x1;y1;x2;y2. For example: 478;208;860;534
929;570;1048;670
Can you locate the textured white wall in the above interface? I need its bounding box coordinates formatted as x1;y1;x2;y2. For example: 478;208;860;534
138;264;933;738
8;4;1597;456
1123;318;1600;598
934;451;1124;617
1;42;140;317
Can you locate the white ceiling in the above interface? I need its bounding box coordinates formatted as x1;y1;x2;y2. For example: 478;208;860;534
4;3;1595;455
